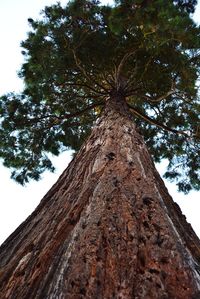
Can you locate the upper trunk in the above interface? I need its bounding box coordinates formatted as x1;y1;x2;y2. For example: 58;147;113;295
0;98;200;299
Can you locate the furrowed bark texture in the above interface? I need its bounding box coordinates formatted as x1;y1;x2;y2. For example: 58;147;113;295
0;99;200;298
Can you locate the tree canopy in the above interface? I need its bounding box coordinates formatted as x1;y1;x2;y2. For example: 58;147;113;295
0;0;199;192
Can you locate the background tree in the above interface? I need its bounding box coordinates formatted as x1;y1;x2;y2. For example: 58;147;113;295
0;0;199;191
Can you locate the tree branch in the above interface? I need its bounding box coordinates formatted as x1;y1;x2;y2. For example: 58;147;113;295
142;76;179;103
125;86;143;97
21;102;105;127
123;67;140;93
51;80;107;96
100;72;115;90
127;103;190;137
116;52;136;79
115;51;136;91
72;50;109;94
64;102;105;119
142;90;175;103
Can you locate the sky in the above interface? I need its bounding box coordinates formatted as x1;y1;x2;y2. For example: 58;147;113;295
0;0;200;245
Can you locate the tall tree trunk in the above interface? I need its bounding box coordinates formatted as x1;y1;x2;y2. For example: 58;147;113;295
0;98;200;299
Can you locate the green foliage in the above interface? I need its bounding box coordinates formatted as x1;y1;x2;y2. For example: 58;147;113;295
0;0;199;192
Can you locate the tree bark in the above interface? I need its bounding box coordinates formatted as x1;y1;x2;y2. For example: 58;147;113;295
0;98;200;299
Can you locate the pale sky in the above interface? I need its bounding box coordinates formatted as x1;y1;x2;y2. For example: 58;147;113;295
0;0;199;245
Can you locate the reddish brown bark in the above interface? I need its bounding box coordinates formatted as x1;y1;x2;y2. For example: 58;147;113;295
0;99;200;298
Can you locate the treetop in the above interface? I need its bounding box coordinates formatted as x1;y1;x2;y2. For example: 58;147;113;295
0;0;199;192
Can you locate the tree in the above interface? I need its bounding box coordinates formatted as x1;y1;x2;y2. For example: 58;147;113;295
0;0;199;192
0;0;200;298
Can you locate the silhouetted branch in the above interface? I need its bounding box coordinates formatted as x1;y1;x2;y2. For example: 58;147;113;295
127;103;191;137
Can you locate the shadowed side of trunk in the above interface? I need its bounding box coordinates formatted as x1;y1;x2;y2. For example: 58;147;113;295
0;98;200;299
